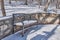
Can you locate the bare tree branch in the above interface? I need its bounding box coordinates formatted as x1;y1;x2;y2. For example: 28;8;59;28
44;0;51;12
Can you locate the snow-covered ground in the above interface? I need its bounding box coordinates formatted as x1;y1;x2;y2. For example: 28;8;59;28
0;1;45;17
0;1;60;17
0;1;60;40
2;24;60;40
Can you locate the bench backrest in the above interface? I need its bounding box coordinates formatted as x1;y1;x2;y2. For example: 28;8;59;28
13;13;39;23
13;13;60;24
24;13;39;20
13;13;25;23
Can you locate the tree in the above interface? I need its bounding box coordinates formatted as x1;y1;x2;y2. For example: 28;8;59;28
44;0;51;12
9;0;11;4
1;0;6;16
25;0;28;5
37;0;40;8
56;0;60;9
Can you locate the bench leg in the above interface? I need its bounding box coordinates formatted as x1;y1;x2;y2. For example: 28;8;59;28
22;26;24;37
59;14;60;24
0;39;1;40
12;26;14;34
0;38;1;40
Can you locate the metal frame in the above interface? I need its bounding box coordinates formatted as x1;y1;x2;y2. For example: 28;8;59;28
13;13;39;37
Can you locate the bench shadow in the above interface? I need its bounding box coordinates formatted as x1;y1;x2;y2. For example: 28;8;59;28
26;25;44;35
30;25;59;40
22;25;45;40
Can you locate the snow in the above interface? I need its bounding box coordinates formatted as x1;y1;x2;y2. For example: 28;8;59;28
0;16;12;20
2;24;60;40
0;0;60;17
0;1;60;40
14;20;37;26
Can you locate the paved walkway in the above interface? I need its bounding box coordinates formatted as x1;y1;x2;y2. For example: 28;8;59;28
2;24;60;40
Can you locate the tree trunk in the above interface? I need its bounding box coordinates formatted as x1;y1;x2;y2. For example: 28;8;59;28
44;0;51;12
25;0;28;5
36;0;40;8
9;0;11;4
56;0;60;9
1;0;6;16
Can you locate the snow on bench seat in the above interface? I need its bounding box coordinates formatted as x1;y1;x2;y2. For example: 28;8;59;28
14;20;37;26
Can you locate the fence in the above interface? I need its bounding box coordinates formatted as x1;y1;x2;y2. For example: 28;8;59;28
0;16;13;39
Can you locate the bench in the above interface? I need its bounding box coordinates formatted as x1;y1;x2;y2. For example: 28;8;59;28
13;13;39;37
13;13;60;37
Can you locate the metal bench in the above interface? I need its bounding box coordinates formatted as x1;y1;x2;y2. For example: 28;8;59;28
13;13;60;37
13;13;39;37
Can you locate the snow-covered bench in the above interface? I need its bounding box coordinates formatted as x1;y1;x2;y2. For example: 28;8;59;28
13;13;60;37
13;13;39;37
0;16;13;39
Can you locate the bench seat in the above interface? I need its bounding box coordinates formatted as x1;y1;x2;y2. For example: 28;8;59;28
14;20;37;26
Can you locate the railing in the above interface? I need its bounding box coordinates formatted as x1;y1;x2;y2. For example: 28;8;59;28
0;16;13;39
